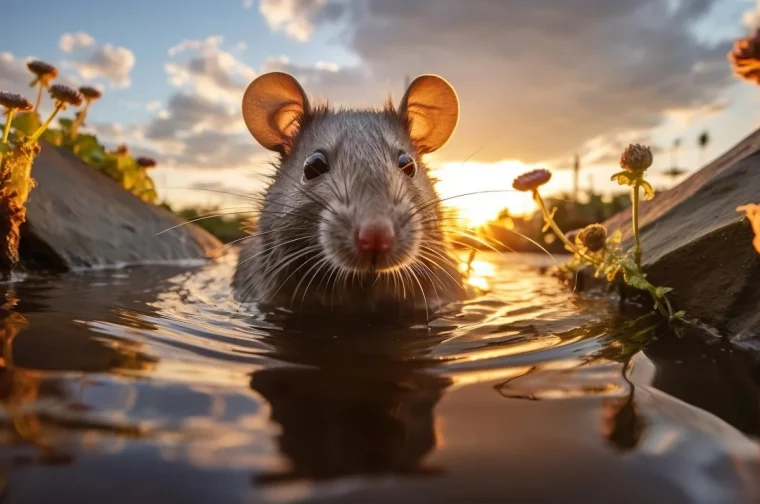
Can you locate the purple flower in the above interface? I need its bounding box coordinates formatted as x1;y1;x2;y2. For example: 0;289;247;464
0;92;33;112
49;84;82;107
620;144;653;173
512;169;552;192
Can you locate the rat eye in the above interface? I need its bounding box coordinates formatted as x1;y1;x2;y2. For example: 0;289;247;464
303;151;329;181
398;152;416;178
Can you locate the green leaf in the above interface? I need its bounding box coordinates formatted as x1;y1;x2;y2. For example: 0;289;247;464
58;117;74;131
640;180;655;200
41;128;63;146
654;286;673;298
10;112;42;136
623;269;651;291
611;171;635;187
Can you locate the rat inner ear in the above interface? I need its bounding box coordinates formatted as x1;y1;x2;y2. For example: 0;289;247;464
242;72;309;153
398;75;459;154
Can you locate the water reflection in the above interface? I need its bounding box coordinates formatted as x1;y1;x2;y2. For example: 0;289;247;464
250;318;451;485
0;253;757;502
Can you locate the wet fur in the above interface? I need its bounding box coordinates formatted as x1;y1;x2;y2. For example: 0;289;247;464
233;102;466;314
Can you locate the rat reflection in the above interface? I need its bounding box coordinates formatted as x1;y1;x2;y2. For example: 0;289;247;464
248;315;451;484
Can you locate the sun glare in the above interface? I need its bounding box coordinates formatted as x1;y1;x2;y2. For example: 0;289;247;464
432;160;551;227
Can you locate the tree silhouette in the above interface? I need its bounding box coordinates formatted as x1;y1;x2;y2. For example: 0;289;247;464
664;138;686;184
698;130;710;166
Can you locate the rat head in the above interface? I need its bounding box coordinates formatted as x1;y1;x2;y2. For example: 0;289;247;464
242;72;458;278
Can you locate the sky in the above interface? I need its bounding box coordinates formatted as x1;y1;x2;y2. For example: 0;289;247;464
2;0;760;225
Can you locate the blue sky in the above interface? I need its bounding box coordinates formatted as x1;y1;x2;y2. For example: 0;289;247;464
2;0;759;220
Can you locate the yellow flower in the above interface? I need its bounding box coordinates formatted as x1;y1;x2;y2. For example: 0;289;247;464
737;204;760;254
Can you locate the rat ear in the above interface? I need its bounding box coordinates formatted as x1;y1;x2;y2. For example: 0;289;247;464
242;72;309;153
398;75;459;154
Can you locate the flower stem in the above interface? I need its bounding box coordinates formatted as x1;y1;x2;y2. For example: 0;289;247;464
30;102;63;142
632;181;642;268
533;190;579;254
34;83;43;113
70;102;89;139
2;110;15;144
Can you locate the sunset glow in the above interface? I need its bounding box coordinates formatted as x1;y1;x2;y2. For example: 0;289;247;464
433;160;558;227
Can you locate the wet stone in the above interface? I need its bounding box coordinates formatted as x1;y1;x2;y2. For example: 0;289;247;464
588;128;760;349
19;142;222;270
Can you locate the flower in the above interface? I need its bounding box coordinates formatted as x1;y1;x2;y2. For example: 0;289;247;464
49;84;82;107
577;224;607;252
620;144;653;173
26;60;58;83
114;144;130;155
0;92;33;112
564;229;580;244
79;86;102;101
512;169;552;192
729;30;760;85
136;157;157;169
737;203;760;254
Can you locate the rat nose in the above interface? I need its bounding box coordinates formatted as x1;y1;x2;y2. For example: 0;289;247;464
355;219;395;252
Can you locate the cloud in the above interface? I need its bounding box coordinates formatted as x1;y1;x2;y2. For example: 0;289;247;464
259;0;345;42
665;95;732;127
743;0;760;29
165;36;256;103
145;92;243;141
584;132;665;167
0;52;33;94
64;36;136;89
59;31;95;53
0;51;79;101
137;90;261;171
168;36;224;57
283;0;734;164
261;56;371;103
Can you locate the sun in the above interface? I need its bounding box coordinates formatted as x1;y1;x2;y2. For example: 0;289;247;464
432;160;549;227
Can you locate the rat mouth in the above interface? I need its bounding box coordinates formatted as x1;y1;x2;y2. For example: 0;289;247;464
352;249;406;274
318;208;421;276
319;229;417;275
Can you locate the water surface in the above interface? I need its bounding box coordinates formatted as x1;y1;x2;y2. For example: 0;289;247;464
0;252;758;503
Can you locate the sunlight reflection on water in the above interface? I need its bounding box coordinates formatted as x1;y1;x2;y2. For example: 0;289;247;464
0;251;758;503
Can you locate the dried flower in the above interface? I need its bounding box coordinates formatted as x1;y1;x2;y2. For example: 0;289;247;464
729;30;760;85
49;84;82;107
577;224;607;252
79;86;102;101
114;144;130;156
513;169;552;192
620;144;653;173
136;157;157;169
0;92;33;112
564;229;579;244
26;60;58;82
737;204;760;254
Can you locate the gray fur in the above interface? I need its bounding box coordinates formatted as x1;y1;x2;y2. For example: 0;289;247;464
233;104;466;314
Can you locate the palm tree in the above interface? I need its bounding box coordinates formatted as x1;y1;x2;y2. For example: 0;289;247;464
663;138;685;185
698;131;710;166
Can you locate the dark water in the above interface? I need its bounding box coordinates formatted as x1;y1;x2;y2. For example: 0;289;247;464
0;252;758;504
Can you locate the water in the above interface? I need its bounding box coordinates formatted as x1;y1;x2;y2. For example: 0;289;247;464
0;252;758;503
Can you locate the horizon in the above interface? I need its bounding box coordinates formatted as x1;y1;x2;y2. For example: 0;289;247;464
3;0;759;225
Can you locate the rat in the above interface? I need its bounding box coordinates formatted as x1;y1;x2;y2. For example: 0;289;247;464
233;72;468;315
